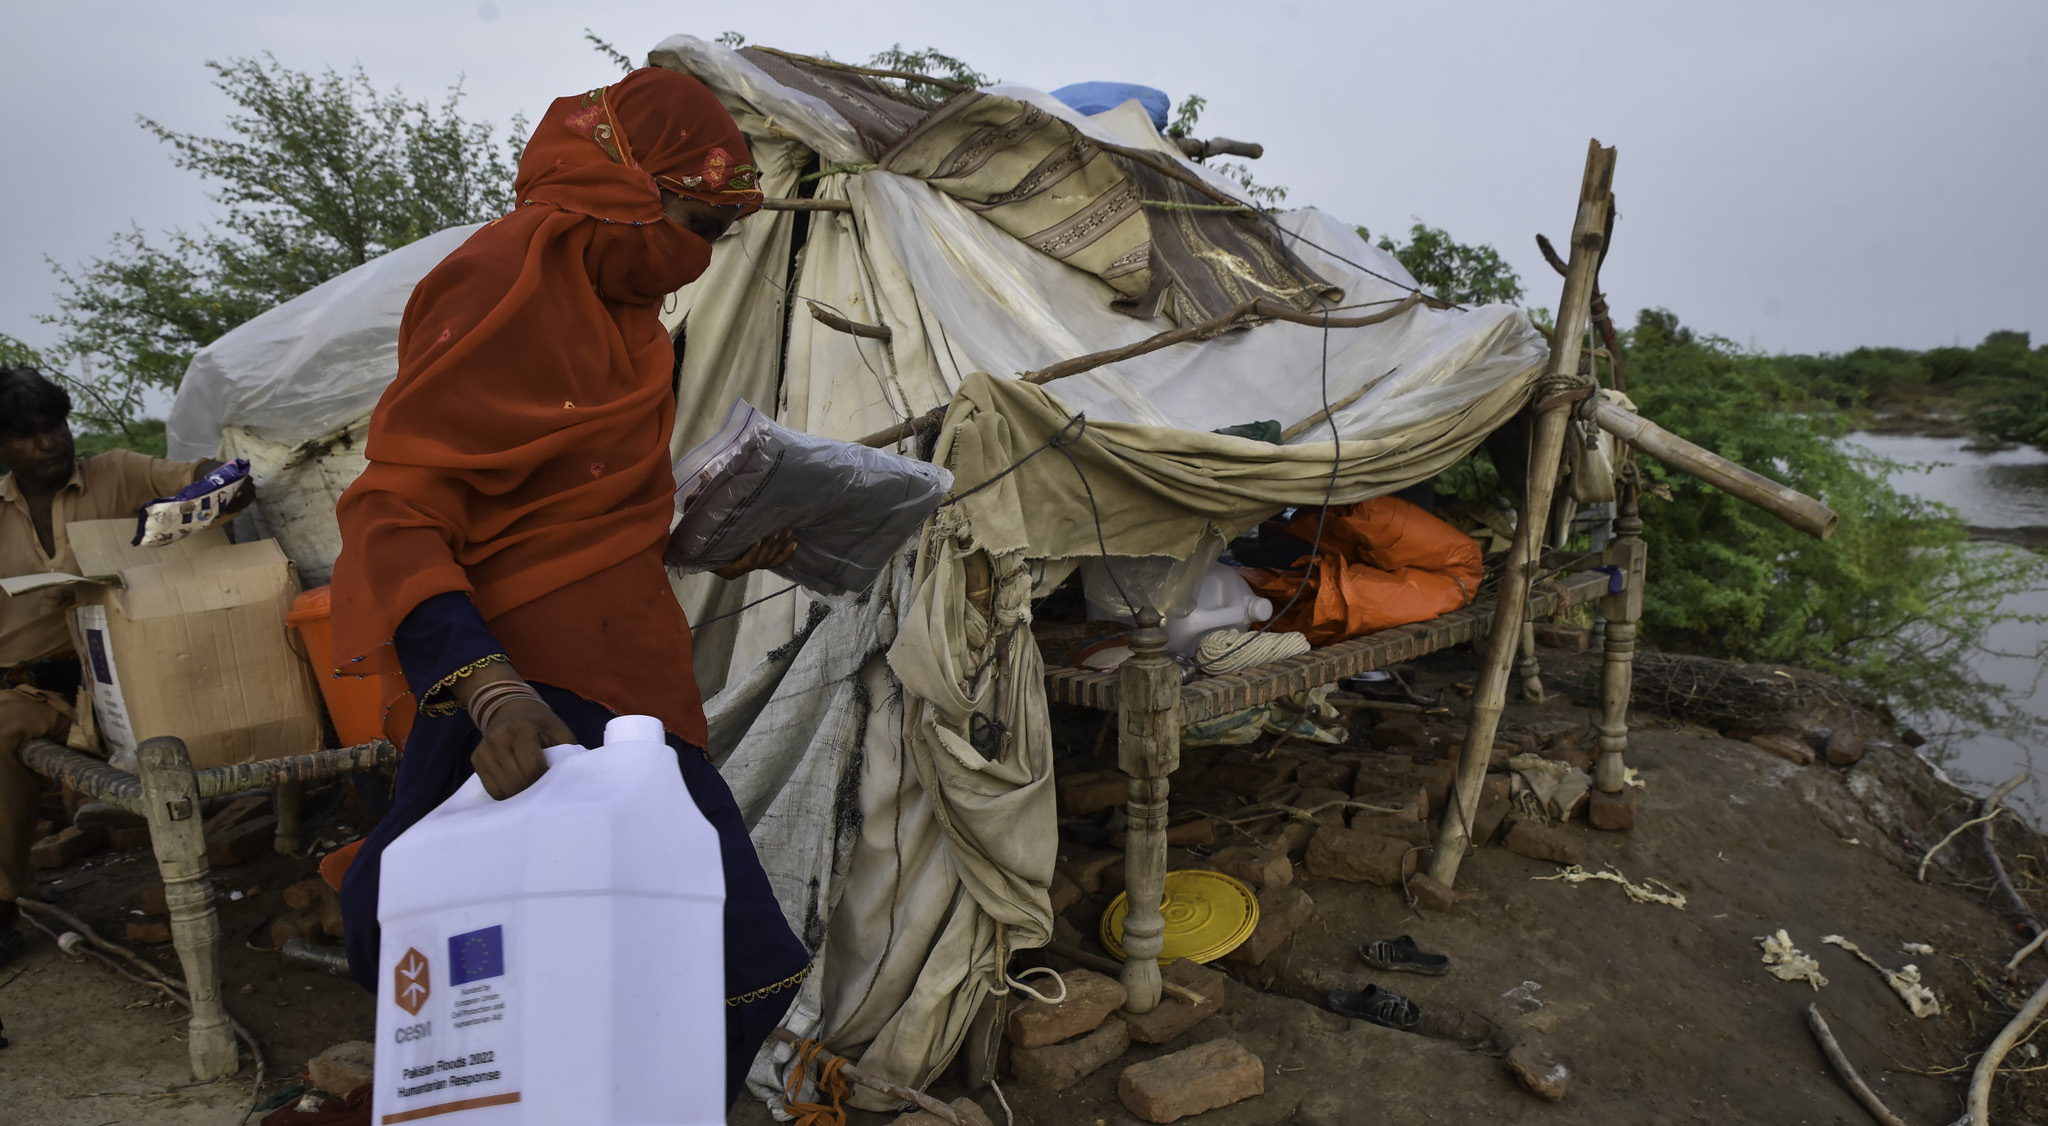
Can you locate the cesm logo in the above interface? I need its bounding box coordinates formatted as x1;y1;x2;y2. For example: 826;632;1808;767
394;947;432;1016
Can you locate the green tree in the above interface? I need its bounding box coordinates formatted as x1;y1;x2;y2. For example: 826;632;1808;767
45;55;523;440
1622;309;2045;731
1359;222;1525;306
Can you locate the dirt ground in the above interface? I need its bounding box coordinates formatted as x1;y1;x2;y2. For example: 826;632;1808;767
7;645;2048;1125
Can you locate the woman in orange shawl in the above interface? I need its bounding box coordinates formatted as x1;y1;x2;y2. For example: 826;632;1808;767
330;68;805;1108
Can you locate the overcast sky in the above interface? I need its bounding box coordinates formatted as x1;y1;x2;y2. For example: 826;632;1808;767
5;1;2044;365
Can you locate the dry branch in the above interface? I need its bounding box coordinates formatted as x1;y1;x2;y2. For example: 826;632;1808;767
1805;1004;1910;1126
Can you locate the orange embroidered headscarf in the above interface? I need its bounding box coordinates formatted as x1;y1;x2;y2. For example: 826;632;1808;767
330;68;761;746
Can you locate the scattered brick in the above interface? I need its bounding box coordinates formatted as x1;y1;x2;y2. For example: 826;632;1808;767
1305;825;1416;886
1370;716;1428;751
30;824;105;870
1349;814;1430;847
207;814;278;867
1532;621;1590;651
1206;845;1291;890
1264;820;1317;859
1352;785;1427;823
1408;872;1475;912
1049;871;1083;917
142;882;168;916
1826;729;1867;767
1057;849;1124;896
1288;757;1353;793
1506;1033;1570;1100
1503;819;1587;866
893;1098;993;1126
1011;1015;1129;1091
1588;788;1639;832
1291;788;1351;824
310;1041;376;1097
109;826;153;852
1118;1038;1265;1123
205;793;270;834
270;909;325;949
1059;770;1129;816
286;877;347;940
1750;733;1815;767
125;918;172;945
1006;969;1127;1049
1205;759;1298;794
1224;884;1315;966
1121;960;1225;1044
1472;775;1514;844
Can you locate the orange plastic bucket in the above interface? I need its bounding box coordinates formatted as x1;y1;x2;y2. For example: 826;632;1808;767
287;585;393;748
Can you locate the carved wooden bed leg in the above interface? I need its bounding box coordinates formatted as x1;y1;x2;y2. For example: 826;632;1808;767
136;736;239;1079
1596;493;1647;794
1117;612;1180;1014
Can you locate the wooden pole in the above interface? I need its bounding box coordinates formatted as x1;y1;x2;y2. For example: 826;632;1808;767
1431;139;1615;889
759;197;855;212
1804;1004;1910;1126
1587;397;1838;539
135;735;239;1080
1116;613;1181;1013
1595;486;1647;794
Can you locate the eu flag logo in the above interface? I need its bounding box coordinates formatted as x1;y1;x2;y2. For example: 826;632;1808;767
448;925;505;985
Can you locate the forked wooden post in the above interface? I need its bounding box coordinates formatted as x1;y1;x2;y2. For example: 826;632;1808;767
136;735;239;1079
1431;139;1615;888
1595;491;1647;793
1116;613;1180;1013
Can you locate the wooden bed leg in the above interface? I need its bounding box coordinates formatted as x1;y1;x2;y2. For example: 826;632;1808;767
1595;495;1647;793
137;736;239;1080
1518;619;1548;703
273;780;304;856
1117;612;1180;1014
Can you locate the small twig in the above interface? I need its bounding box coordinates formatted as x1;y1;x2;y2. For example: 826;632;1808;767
1919;772;2027;882
1959;973;2048;1126
770;1028;965;1124
2007;929;2048;982
1806;1004;1910;1126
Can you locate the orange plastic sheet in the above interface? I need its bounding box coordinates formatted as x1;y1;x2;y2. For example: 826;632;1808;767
1240;497;1484;646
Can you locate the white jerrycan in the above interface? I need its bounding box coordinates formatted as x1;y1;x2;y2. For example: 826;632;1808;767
373;715;725;1125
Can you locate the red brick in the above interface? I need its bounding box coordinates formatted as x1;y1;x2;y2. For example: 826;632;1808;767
1472;775;1514;844
1408;872;1475;911
1588;787;1638;832
125;918;172;945
1750;732;1815;766
271;908;324;948
285;877;347;939
309;1040;376;1097
206;793;270;834
207;814;277;866
1263;819;1317;859
1118;1038;1264;1123
1006;969;1127;1049
1503;819;1587;866
1352;785;1426;823
1011;1015;1128;1091
1506;1033;1569;1100
1826;729;1867;766
1223;885;1315;966
1049;871;1083;917
1057;849;1124;896
1291;788;1351;824
142;882;168;916
30;824;105;869
1059;769;1129;816
1288;756;1353;793
1305;825;1416;885
893;1099;993;1126
1205;845;1291;890
1349;814;1430;847
1121;960;1225;1044
109;825;152;852
1532;621;1589;651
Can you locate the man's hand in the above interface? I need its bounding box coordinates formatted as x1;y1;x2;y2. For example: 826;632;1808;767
712;530;797;580
470;695;577;800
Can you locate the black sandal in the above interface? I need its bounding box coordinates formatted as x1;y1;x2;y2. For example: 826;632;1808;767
1357;934;1450;976
1326;984;1421;1031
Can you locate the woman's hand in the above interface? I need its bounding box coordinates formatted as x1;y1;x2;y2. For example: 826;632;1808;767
712;530;797;580
471;695;576;799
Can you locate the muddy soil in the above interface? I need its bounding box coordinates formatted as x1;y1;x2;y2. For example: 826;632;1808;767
7;645;2048;1125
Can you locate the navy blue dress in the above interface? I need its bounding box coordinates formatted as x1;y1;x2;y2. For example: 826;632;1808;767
338;592;809;1107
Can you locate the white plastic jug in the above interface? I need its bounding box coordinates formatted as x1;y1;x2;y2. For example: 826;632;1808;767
373;715;726;1125
1164;565;1275;657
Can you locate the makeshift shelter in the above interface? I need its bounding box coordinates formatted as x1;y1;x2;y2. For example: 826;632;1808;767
164;36;1833;1112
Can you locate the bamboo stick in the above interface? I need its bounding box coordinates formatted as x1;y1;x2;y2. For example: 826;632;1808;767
1431;139;1615;889
1587;397;1838;540
759;197;855;212
768;1028;967;1124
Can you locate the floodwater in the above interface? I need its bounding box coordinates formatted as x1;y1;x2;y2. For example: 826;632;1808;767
1847;432;2048;825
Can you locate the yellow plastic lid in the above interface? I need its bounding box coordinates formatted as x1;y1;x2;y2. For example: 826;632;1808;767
1100;869;1261;965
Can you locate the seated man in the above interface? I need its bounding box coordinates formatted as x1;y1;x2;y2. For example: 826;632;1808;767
0;364;248;966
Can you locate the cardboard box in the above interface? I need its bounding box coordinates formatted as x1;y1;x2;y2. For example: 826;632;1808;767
1;519;323;769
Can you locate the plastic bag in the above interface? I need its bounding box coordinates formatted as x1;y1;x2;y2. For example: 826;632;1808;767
666;399;953;597
132;458;251;547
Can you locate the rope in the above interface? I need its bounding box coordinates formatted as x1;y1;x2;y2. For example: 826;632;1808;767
780;1038;852;1126
1194;627;1311;672
1005;965;1070;1004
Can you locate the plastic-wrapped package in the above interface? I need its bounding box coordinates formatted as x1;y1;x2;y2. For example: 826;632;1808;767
667;399;953;597
131;458;251;547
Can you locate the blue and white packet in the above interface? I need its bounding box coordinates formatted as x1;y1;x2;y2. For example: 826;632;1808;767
132;458;252;547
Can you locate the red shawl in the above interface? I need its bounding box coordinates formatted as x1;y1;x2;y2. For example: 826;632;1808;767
330;68;762;746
